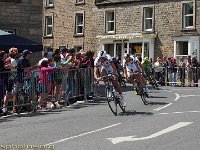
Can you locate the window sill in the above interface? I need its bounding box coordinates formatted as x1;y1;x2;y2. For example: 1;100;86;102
44;6;54;9
142;31;154;34
43;35;53;39
73;34;84;37
105;32;115;35
181;27;196;32
75;2;85;5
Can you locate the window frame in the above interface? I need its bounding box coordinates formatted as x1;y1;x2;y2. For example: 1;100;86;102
75;0;85;4
142;6;154;33
182;1;195;29
45;0;54;7
74;11;85;36
44;15;53;37
105;10;115;34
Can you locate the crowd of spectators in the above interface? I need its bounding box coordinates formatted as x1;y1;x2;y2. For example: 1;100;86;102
151;56;200;87
0;47;95;116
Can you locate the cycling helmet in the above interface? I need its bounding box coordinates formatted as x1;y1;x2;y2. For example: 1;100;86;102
123;53;130;58
144;56;149;62
98;50;107;58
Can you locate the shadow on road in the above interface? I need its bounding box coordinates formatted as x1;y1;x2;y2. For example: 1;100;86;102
119;110;154;116
148;96;168;98
147;101;169;105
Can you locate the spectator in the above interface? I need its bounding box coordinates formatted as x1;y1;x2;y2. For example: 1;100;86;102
53;54;73;107
15;49;35;97
186;55;192;87
0;51;12;116
191;57;199;87
171;58;178;86
154;57;163;83
3;48;18;114
38;52;48;66
37;60;55;109
178;57;186;86
60;48;68;62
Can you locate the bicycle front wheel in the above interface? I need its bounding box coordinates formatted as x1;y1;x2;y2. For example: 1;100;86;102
106;87;117;116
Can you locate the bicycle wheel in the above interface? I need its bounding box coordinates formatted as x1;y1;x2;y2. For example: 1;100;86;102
118;100;126;113
106;87;117;116
139;89;148;105
141;93;148;105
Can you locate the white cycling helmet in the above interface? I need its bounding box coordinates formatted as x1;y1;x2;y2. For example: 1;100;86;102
98;50;107;58
123;53;130;58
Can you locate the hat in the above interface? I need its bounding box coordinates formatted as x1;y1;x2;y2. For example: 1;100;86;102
22;49;32;56
123;53;130;58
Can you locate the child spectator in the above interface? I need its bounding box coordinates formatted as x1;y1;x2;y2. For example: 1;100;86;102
37;60;55;109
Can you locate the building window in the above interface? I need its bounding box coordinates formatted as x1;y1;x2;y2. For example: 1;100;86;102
182;2;195;29
46;0;53;7
74;46;83;52
143;7;153;32
44;16;53;36
105;10;115;34
75;12;84;35
75;0;84;4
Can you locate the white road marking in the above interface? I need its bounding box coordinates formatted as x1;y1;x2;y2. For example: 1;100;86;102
163;90;172;92
156;110;200;116
153;103;172;112
174;93;180;101
171;89;198;91
46;123;121;145
107;122;193;144
181;95;200;98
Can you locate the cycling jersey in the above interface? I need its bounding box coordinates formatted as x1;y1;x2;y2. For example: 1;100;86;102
94;54;113;74
123;57;138;73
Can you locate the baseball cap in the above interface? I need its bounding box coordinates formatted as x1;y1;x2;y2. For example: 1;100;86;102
22;49;32;56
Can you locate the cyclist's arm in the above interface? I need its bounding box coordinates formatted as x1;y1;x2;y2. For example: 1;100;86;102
123;67;127;79
111;62;117;77
94;66;99;80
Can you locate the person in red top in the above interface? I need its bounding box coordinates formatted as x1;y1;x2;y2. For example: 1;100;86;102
37;60;55;109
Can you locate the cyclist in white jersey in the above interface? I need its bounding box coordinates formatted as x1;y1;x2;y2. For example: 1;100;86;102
123;53;147;92
94;50;126;107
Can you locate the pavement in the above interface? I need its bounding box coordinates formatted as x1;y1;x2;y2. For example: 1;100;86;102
0;83;200;150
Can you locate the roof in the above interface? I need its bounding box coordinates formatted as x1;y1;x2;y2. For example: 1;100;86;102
0;34;43;52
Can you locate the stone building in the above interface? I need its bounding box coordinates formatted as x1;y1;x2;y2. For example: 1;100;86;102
43;0;97;52
96;0;200;62
43;0;200;62
0;0;43;44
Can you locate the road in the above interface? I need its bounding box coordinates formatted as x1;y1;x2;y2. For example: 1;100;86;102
0;84;200;150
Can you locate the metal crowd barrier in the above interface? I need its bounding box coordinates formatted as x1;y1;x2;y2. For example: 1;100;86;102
0;68;94;114
153;66;200;87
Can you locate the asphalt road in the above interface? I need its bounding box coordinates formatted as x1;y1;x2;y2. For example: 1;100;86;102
0;84;200;150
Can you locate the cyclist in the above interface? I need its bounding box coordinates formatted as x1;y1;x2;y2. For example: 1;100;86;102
94;50;126;107
123;53;147;93
142;57;153;75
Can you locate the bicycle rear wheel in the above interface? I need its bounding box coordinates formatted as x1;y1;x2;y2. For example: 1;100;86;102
118;101;126;113
140;93;148;105
106;87;117;116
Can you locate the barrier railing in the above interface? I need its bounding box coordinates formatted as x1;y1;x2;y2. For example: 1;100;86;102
0;68;94;114
153;66;200;87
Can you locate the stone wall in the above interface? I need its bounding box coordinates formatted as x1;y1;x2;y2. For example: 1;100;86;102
0;0;43;43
